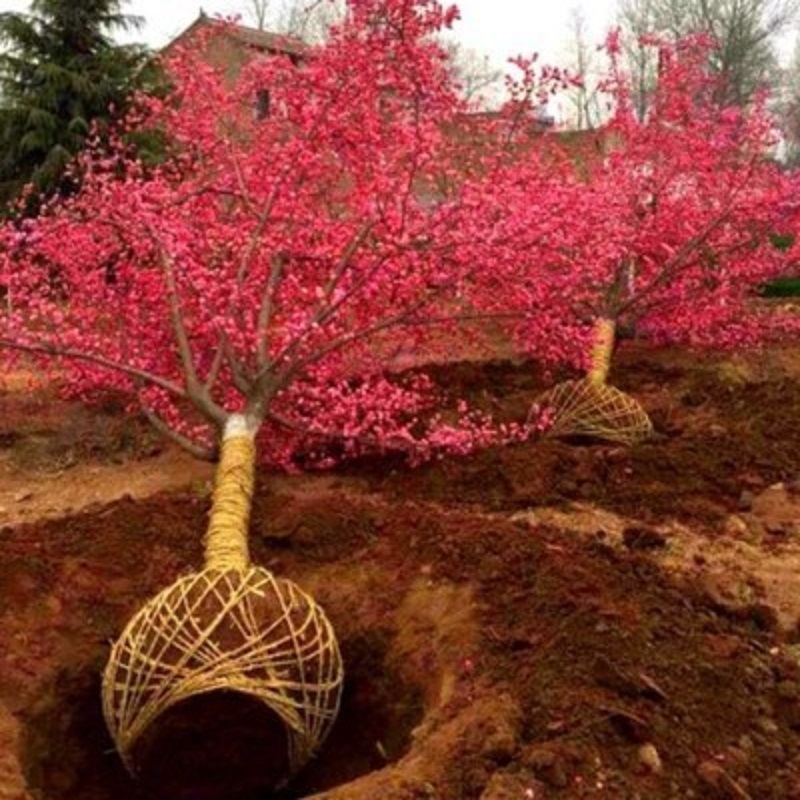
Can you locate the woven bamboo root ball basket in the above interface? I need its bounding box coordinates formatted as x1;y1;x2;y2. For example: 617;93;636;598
102;566;343;795
538;378;653;446
101;420;344;797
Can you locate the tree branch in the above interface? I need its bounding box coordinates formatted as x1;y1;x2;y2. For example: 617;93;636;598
0;338;188;398
148;229;227;426
630;228;775;321
276;298;525;386
614;201;737;318
152;240;200;386
276;221;374;358
260;231;386;381
256;252;286;369
221;331;253;394
203;337;226;393
228;147;259;217
140;405;217;461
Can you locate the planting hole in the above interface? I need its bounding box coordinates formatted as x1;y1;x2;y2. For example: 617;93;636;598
20;631;424;800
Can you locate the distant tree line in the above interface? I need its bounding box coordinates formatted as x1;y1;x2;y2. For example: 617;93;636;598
616;0;799;118
244;0;502;106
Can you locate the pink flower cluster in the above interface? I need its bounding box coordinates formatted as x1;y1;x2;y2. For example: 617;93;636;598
1;5;799;469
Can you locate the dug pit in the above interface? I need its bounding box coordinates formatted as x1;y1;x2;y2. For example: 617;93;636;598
6;349;800;799
20;630;427;800
9;526;478;800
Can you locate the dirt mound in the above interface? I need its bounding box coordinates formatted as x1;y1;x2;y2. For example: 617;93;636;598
2;345;800;798
1;485;799;798
364;345;800;527
0;379;211;526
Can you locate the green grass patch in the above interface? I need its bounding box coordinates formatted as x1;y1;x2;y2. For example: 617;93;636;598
760;277;800;297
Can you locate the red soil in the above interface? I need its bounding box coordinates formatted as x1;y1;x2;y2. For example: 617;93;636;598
1;343;800;799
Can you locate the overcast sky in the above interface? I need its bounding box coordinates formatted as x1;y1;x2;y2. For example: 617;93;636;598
0;0;620;68
2;0;796;72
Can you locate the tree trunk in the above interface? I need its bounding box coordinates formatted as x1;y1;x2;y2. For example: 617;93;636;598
204;414;258;571
588;318;616;386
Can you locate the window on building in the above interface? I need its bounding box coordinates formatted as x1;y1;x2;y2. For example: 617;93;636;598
255;88;271;120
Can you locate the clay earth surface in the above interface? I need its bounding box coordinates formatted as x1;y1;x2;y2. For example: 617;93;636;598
2;342;800;798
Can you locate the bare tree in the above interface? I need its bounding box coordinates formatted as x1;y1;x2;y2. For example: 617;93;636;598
243;1;499;100
563;6;603;128
777;34;800;164
281;0;345;42
617;0;800;114
241;3;499;106
618;0;661;120
442;40;503;107
242;0;345;42
247;0;270;30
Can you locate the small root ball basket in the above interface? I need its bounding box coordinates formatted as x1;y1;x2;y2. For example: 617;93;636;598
101;417;344;794
538;377;653;446
538;318;653;446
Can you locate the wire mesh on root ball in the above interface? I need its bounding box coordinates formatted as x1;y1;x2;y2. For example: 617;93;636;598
101;416;344;798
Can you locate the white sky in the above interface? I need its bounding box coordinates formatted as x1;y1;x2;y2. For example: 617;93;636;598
0;0;621;69
1;0;796;79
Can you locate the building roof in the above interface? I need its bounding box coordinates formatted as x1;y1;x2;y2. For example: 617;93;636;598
226;22;306;57
161;12;307;60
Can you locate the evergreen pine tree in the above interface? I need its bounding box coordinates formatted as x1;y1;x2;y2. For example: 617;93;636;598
0;0;156;211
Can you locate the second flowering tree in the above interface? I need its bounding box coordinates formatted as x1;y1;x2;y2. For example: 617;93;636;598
475;34;799;444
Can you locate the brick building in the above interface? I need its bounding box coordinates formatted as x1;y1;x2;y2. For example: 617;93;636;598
161;12;305;82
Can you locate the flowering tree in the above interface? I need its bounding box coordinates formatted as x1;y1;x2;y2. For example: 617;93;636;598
472;34;800;442
1;0;567;787
0;0;548;470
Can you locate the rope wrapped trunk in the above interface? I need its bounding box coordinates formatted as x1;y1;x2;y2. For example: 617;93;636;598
102;415;344;790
